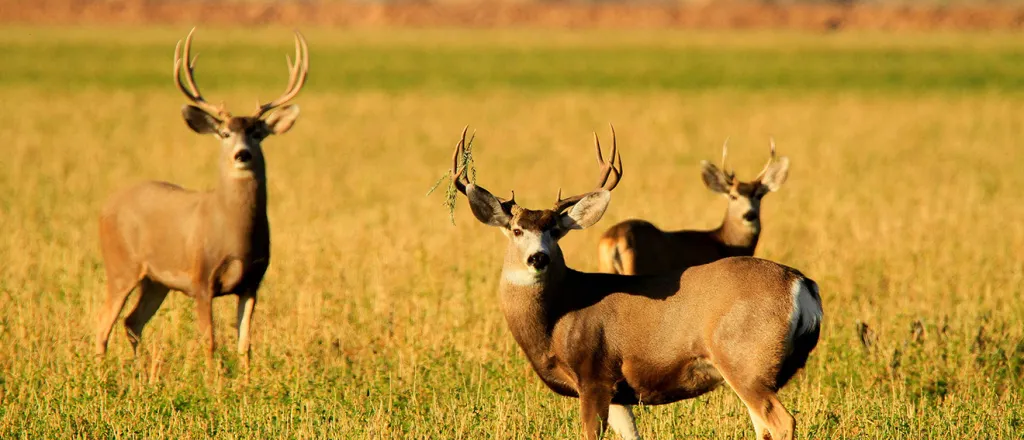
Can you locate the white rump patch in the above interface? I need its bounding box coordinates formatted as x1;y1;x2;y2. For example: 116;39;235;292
787;278;823;344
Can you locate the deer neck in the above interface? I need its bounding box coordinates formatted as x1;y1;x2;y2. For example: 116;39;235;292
214;172;269;239
714;208;759;251
498;247;571;362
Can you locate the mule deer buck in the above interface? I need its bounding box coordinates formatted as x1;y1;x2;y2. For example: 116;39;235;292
94;28;309;367
598;140;789;275
446;127;821;440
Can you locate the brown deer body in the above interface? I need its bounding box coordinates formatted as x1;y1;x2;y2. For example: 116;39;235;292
448;129;821;440
598;141;789;275
94;28;309;366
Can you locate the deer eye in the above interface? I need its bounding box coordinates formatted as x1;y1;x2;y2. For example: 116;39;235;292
512;229;524;237
220;131;232;138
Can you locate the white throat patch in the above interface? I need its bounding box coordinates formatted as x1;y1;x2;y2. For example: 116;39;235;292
502;268;544;286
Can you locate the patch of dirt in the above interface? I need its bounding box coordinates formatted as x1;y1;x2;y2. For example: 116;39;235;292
2;0;1023;31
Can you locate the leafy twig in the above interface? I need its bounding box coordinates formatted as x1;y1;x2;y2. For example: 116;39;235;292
427;131;477;225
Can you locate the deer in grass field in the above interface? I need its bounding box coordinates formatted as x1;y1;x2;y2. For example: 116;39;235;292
446;127;821;440
598;140;790;276
94;28;309;367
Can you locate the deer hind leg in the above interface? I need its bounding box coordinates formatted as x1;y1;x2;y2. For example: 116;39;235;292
95;272;141;357
123;278;170;356
732;385;794;440
608;404;642;440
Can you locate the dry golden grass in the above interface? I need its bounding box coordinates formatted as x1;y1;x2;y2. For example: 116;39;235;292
0;27;1022;438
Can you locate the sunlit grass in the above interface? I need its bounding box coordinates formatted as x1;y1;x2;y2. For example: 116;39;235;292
0;27;1022;438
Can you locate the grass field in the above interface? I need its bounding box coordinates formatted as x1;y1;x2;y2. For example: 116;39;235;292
1;26;1023;438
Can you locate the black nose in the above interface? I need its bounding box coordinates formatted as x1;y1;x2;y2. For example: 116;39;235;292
527;252;550;271
234;150;253;163
743;211;759;222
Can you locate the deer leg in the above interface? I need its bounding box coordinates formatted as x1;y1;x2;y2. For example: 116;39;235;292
123;279;170;356
760;394;795;440
728;382;794;440
608;404;641;440
94;275;139;357
746;407;770;440
579;384;613;440
236;292;257;371
195;293;215;366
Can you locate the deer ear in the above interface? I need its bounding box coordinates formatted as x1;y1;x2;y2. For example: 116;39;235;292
467;185;511;228
700;160;731;194
182;105;220;135
559;191;610;230
263;105;300;135
759;156;790;192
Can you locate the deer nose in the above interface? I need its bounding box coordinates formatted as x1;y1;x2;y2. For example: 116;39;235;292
234;149;253;163
527;252;550;271
743;211;758;222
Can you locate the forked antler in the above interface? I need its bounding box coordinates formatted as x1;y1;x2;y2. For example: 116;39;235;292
174;28;228;119
754;138;778;181
174;28;309;120
553;125;623;214
451;127;517;210
254;31;310;118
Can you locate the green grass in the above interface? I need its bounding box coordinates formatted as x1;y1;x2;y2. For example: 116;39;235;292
1;28;1024;93
1;26;1023;438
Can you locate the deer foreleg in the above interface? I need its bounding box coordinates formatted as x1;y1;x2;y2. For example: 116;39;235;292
236;292;257;371
195;294;215;366
579;384;613;440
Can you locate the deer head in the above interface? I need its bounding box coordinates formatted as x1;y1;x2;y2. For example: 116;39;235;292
451;127;623;284
174;28;309;180
700;139;790;226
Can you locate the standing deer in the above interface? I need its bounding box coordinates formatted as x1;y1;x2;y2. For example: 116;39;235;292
94;28;309;367
447;127;821;440
598;140;790;275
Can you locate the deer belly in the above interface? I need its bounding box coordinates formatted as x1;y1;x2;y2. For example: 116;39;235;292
145;266;192;293
617;357;724;405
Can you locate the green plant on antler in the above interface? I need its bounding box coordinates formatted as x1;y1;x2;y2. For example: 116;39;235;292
427;130;476;225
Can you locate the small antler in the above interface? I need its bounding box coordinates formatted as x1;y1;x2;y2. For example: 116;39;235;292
451;127;516;209
720;137;737;182
254;30;310;118
754;137;778;181
174;28;228;119
553;124;623;214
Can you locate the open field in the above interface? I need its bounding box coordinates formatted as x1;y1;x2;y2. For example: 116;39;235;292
1;27;1023;438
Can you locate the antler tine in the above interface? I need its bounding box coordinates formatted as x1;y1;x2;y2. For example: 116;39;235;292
720;137;730;170
598;124;622;191
452;126;470;195
173;28;224;118
755;137;778;181
553;126;623;213
255;30;310;117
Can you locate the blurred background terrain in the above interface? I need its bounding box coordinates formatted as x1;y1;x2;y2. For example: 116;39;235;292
0;0;1022;438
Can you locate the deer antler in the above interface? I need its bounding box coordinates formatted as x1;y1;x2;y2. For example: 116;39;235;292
720;137;736;182
754;138;778;181
451;127;516;210
174;28;228;119
254;30;310;118
553;124;623;214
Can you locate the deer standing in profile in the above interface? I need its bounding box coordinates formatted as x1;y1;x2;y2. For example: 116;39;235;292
598;140;790;275
446;128;821;440
94;28;309;368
